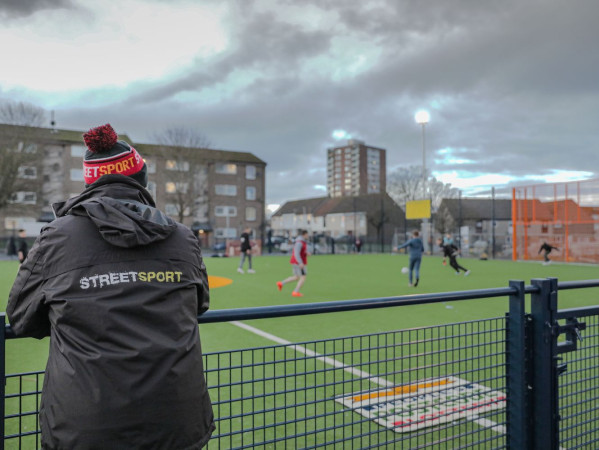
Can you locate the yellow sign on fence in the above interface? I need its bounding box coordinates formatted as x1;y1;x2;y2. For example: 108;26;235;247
406;200;431;219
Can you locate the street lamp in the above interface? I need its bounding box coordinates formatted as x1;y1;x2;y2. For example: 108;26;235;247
415;110;430;198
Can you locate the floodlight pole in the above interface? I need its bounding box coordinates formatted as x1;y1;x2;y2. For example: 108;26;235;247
415;110;431;252
415;111;430;198
421;122;427;198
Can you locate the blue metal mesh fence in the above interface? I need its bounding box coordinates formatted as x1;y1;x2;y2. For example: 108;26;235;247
2;318;507;449
558;313;599;449
4;372;43;450
204;318;507;449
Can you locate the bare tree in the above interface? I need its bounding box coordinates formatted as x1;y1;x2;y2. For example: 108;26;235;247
151;127;212;223
368;197;391;249
0;101;46;210
387;165;458;211
434;205;456;235
0;101;46;127
152;127;211;149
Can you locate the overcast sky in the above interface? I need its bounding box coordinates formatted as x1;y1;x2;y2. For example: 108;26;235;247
1;0;597;207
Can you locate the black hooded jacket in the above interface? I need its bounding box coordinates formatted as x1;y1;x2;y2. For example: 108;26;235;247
7;175;214;449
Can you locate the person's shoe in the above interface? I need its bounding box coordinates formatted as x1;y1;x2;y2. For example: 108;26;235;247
276;281;283;291
408;283;413;287
248;269;256;274
292;291;304;297
464;270;470;276
237;268;244;274
414;279;419;287
455;271;460;275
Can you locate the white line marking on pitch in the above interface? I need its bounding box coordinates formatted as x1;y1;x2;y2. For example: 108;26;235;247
230;321;506;434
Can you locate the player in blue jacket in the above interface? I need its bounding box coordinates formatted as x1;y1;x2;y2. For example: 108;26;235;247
396;230;425;287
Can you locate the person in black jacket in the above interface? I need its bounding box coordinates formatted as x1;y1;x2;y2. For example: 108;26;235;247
7;124;214;450
5;235;17;259
16;229;28;263
437;238;470;276
538;242;559;264
237;227;255;273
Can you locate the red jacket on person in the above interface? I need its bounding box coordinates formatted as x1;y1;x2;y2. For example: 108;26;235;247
289;236;308;265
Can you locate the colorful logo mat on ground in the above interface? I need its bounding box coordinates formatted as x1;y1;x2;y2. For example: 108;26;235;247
335;376;505;433
208;275;233;288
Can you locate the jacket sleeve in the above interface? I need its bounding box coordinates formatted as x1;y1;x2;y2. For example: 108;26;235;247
6;233;50;339
397;239;412;250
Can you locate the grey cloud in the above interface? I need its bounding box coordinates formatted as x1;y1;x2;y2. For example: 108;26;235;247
0;0;75;19
40;0;599;204
127;9;332;105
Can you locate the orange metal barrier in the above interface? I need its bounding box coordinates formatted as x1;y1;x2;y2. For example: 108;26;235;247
512;179;599;263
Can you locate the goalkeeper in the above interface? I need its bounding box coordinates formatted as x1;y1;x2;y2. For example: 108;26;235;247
437;238;470;276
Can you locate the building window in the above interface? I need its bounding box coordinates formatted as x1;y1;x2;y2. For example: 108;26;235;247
17;142;37;153
215;206;237;217
246;186;256;200
71;145;87;157
246;165;256;180
215;184;237;196
18;166;37;179
166;160;190;171
10;191;37;204
165;203;190;217
145;158;156;174
70;169;84;181
215;228;237;238
246;206;256;221
165;203;178;216
215;163;237;174
147;181;156;198
166;181;189;194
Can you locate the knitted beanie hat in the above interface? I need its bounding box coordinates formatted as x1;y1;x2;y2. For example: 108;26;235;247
82;124;147;187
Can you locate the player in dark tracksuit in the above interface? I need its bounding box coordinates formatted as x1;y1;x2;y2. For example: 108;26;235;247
437;238;470;276
538;242;559;264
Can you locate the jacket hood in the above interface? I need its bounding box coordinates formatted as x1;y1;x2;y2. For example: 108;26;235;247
53;174;177;248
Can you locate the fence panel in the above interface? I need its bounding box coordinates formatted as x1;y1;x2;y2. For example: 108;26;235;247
204;319;507;449
556;310;599;449
512;179;599;263
4;372;43;450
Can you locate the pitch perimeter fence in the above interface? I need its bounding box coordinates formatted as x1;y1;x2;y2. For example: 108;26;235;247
512;178;599;264
1;278;599;449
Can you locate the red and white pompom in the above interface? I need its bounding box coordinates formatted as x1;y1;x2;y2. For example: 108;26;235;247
83;123;118;153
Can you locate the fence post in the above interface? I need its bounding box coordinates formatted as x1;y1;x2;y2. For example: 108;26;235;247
506;280;529;449
0;314;5;450
530;278;559;449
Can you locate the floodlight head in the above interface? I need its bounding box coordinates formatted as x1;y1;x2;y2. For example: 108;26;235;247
415;110;430;124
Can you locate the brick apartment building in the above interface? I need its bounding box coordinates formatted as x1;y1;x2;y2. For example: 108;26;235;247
327;139;386;197
0;124;266;249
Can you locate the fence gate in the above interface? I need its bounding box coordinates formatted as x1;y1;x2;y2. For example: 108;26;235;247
507;278;599;449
